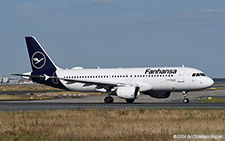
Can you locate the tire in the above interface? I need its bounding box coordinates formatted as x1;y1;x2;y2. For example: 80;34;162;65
104;97;114;103
109;97;114;103
183;98;189;103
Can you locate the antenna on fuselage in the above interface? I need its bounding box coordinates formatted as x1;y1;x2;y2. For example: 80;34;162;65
182;64;185;68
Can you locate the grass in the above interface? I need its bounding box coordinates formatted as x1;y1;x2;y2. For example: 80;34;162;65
0;109;224;141
0;94;56;101
0;84;100;101
0;94;28;101
198;97;225;103
0;84;224;140
1;83;225;92
0;84;61;92
0;90;100;101
0;92;87;101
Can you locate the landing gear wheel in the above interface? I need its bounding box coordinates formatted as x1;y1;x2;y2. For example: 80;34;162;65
126;99;135;103
104;96;114;103
182;91;189;103
183;98;189;103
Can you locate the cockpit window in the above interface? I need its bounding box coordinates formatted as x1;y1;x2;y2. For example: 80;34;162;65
200;73;206;76
192;73;206;77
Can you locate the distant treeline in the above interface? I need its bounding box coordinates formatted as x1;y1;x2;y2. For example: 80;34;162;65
213;78;225;83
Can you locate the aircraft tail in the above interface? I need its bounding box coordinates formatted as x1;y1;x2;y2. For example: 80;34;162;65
24;36;68;90
25;36;58;75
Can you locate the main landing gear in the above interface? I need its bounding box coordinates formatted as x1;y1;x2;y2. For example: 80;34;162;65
104;91;114;103
104;96;114;103
182;91;189;103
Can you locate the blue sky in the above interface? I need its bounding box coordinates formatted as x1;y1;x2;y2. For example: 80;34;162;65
1;0;225;78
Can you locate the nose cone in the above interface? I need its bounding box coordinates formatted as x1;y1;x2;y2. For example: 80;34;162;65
206;77;214;88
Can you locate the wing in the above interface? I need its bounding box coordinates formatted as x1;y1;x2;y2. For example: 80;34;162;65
58;77;123;87
10;73;152;92
10;73;123;87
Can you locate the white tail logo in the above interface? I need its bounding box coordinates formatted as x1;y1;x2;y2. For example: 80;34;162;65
33;58;44;64
31;52;46;69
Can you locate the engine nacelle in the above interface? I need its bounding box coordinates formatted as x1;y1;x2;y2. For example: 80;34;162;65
146;91;171;99
116;86;140;99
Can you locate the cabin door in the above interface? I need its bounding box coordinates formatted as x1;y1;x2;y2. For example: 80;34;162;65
178;69;185;83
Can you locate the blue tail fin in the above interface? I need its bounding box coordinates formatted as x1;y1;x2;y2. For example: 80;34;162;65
25;36;58;75
25;36;68;90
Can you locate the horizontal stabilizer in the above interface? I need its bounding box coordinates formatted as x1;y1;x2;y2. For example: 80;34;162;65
10;73;44;78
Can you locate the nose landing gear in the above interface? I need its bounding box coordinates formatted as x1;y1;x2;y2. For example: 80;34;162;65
182;91;189;103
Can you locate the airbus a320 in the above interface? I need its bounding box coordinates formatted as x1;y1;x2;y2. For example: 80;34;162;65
12;36;214;103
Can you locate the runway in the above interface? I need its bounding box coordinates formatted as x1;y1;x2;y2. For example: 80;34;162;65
0;102;224;111
0;90;225;111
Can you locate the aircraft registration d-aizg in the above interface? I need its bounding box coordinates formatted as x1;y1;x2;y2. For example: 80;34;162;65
12;36;214;103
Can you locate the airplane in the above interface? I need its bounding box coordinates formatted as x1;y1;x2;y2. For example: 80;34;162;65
12;36;214;103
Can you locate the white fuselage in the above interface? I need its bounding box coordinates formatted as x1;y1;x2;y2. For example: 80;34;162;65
56;67;214;93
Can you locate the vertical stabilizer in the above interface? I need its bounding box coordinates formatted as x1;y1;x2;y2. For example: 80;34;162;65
25;36;67;90
25;36;58;75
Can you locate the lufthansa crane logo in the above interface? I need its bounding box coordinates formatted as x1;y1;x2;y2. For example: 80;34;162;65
31;52;46;69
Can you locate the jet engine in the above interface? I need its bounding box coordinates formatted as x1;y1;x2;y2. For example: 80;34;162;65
144;91;171;99
116;86;140;99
